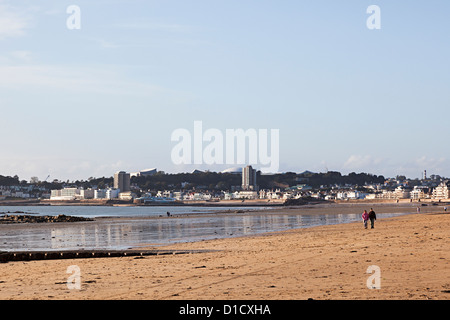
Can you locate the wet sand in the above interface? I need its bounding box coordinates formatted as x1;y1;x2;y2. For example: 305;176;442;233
0;203;449;300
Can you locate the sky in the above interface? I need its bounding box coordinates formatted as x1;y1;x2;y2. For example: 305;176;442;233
1;0;450;181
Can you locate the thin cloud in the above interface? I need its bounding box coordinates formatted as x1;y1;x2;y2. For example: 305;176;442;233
10;50;32;62
414;156;447;174
343;155;383;170
0;3;30;39
415;155;446;167
113;21;195;33
0;64;173;97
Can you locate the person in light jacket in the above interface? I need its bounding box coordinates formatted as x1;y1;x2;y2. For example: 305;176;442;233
362;210;369;229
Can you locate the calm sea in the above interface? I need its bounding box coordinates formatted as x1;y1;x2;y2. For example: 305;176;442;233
0;205;408;252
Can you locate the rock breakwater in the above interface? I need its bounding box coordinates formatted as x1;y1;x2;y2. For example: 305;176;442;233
0;214;94;224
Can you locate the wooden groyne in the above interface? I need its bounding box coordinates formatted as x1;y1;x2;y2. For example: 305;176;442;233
0;249;214;263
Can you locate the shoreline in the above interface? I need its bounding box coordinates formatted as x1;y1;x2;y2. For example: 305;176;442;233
2;197;450;207
0;199;444;216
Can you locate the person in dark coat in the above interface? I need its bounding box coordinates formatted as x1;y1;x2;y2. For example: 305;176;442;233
368;208;376;229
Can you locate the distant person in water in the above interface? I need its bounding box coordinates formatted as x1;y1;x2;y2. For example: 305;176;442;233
166;211;171;217
362;210;369;229
368;208;376;229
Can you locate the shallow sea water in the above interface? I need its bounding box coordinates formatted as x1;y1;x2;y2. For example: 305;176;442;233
0;205;409;252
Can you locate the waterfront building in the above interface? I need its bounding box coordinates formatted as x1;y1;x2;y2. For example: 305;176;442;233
261;189;283;199
242;165;257;191
336;190;366;200
377;190;396;199
394;186;410;199
235;190;258;199
80;188;94;200
106;188;120;199
94;189;107;199
410;186;428;200
50;188;79;200
432;182;450;199
119;191;135;201
114;171;130;192
51;187;95;200
50;189;61;199
93;188;120;200
173;191;184;200
224;192;234;200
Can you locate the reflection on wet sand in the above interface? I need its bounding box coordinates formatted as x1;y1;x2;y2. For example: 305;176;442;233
1;211;404;252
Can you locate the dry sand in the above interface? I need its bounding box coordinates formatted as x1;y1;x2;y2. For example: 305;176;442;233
0;203;449;300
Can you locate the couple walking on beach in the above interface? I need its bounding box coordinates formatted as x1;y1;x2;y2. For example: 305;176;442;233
362;208;376;229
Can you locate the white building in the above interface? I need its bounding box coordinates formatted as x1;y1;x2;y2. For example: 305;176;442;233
106;188;120;199
94;189;107;199
259;189;283;200
173;191;184;200
224;192;234;200
234;190;258;199
94;188;120;199
377;190;396;199
410;186;427;200
336;190;366;200
80;189;95;200
51;188;95;200
119;191;135;201
325;194;336;200
394;186;410;199
432;182;450;200
157;190;174;198
51;188;80;201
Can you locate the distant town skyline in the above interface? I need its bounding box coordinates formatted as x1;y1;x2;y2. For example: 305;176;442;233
1;167;446;184
1;1;450;181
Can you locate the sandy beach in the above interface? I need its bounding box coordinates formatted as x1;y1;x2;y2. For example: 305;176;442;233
0;203;449;300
